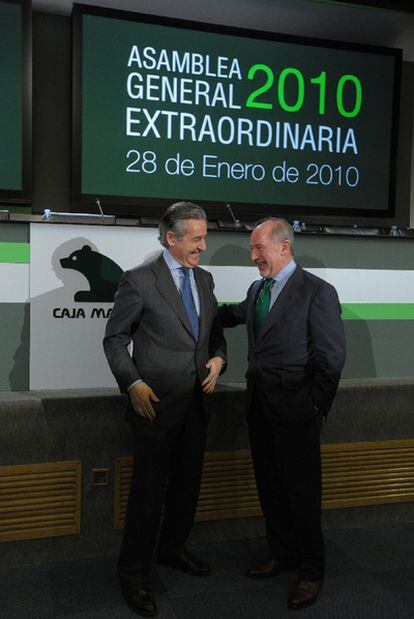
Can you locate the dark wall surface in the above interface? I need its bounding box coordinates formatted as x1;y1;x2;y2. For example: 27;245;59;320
32;12;72;214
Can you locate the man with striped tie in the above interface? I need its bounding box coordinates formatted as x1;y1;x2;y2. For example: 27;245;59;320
104;202;226;616
219;217;346;610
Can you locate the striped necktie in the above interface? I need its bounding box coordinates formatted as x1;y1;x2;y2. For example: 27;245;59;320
180;267;199;339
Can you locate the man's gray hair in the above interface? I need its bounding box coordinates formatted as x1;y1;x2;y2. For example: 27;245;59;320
158;201;207;248
255;217;295;254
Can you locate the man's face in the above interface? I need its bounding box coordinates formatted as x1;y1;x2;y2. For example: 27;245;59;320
167;218;207;268
250;223;291;278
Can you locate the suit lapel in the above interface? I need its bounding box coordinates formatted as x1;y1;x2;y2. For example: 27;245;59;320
254;266;304;343
247;280;263;343
152;255;195;339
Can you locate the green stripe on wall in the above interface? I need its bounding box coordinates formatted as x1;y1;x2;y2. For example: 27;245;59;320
0;242;29;263
342;304;414;320
8;206;31;214
0;205;31;214
219;302;414;320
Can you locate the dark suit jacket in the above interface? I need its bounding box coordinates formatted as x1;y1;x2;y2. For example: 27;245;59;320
104;254;226;428
219;265;346;426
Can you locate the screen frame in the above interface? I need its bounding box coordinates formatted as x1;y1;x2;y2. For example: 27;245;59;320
72;2;402;224
0;0;32;205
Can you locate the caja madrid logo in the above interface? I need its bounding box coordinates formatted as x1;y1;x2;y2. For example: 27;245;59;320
51;243;124;319
60;244;123;303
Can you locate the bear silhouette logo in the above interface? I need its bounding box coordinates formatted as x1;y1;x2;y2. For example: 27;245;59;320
60;245;123;302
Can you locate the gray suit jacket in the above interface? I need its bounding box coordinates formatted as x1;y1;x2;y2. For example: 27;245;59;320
219;265;346;425
104;254;226;428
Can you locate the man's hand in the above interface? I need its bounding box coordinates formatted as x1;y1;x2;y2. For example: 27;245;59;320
129;381;160;421
202;356;224;394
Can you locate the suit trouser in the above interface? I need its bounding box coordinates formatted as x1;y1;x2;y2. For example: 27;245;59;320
118;385;206;581
248;395;324;581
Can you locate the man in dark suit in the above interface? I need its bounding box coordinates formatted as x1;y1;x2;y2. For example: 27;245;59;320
219;217;346;610
104;202;226;617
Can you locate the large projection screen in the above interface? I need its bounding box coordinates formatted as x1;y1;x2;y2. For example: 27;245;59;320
73;4;401;222
0;0;31;204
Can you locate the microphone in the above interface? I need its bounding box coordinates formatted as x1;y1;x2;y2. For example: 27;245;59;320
226;203;242;229
41;198;116;225
96;198;104;218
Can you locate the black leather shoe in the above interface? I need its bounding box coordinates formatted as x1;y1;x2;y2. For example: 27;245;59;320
120;583;158;617
288;579;322;609
246;559;295;579
157;550;211;576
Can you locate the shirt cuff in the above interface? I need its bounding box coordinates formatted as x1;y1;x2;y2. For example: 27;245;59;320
127;379;142;392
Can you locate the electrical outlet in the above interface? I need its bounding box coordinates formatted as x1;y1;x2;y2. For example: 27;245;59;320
91;467;110;486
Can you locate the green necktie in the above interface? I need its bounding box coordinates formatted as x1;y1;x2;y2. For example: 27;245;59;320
254;278;275;333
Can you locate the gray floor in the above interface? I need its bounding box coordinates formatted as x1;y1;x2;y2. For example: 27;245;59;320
2;523;414;618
